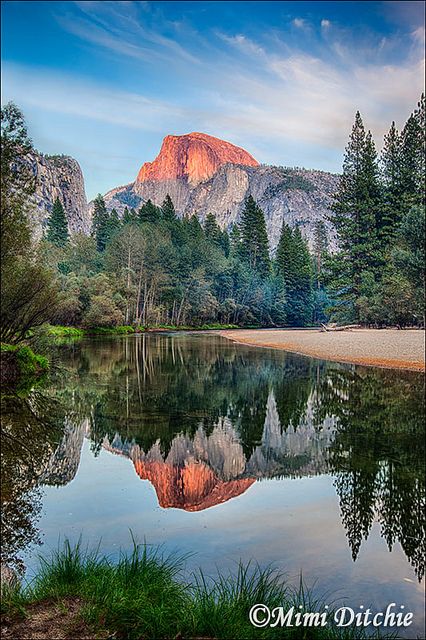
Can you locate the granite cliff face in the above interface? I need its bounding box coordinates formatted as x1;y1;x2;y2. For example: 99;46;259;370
28;153;89;237
99;133;339;250
136;132;259;186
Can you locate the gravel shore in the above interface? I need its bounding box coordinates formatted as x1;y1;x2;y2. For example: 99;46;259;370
220;328;425;371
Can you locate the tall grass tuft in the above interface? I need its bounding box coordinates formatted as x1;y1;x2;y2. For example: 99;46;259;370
2;539;396;640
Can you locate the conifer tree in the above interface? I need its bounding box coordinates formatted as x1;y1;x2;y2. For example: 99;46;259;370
91;194;110;252
204;213;222;245
220;229;230;257
312;221;328;289
46;197;69;247
123;207;138;225
105;208;121;244
276;223;312;325
238;195;271;277
138;199;160;224
161;194;177;222
399;94;425;207
329;111;382;319
380;121;402;242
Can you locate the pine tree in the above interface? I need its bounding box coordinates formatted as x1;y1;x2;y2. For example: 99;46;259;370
123;207;138;225
329;112;382;320
46;197;69;247
312;221;328;289
399;94;425;208
91;194;110;252
105;208;121;243
161;195;177;222
220;229;230;257
138;199;160;224
276;223;312;325
204;213;222;246
239;195;271;277
380;121;402;242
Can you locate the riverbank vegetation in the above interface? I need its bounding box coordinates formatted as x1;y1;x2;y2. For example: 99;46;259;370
1;539;388;640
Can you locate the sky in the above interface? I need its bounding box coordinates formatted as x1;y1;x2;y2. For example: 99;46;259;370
1;1;425;200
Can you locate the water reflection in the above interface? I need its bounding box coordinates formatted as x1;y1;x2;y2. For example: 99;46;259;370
1;333;424;582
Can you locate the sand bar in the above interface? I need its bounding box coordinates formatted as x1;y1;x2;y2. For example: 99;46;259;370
220;328;425;371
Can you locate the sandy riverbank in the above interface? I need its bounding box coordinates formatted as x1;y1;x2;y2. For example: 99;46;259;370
220;328;425;371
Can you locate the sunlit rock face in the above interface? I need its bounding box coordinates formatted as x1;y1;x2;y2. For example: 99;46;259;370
136;132;259;186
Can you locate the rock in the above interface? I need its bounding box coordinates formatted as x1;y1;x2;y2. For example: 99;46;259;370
26;152;89;238
136;131;259;186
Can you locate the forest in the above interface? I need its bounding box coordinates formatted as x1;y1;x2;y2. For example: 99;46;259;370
1;94;425;344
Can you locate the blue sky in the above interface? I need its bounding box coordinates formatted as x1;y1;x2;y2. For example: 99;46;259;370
1;1;425;199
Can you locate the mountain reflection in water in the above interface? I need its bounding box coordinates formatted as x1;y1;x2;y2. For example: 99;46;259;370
1;333;424;582
103;390;335;510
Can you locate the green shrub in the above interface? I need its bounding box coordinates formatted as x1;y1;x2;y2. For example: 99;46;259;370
45;325;84;338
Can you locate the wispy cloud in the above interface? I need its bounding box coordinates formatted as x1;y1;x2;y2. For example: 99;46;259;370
1;63;187;131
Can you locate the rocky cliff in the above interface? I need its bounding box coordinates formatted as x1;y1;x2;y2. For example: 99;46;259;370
99;133;339;250
28;152;89;237
136;132;259;185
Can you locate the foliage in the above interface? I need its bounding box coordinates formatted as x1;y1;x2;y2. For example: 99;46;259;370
1;103;59;345
2;97;424;334
2;538;389;640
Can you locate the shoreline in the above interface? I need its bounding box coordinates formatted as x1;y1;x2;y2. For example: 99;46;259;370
219;328;425;372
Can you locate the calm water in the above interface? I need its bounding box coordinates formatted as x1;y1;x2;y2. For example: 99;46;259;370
1;333;425;637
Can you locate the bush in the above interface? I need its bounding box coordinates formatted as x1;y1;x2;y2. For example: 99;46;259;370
82;295;124;328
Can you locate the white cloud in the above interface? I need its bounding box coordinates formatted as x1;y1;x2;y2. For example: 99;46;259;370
292;18;307;29
321;19;331;29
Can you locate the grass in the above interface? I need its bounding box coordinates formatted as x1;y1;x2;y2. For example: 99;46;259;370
1;343;49;376
147;323;239;331
1;539;394;640
45;325;84;338
42;323;239;337
0;343;50;394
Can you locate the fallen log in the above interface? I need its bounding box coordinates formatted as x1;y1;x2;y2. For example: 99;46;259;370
320;323;361;332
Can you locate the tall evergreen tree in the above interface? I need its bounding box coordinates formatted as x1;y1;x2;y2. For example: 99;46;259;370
122;206;138;226
276;223;312;325
46;197;69;247
204;213;222;245
161;194;177;222
380;121;402;242
91;194;110;252
238;195;271;277
105;208;121;244
139;199;160;224
312;221;328;289
328;111;382;320
399;94;425;208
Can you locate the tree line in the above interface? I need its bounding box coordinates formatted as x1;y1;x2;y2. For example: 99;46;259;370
1;95;424;345
43;189;316;329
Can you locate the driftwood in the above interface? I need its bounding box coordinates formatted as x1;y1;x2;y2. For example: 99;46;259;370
320;323;361;332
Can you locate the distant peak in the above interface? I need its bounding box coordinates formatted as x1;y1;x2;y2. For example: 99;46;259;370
136;131;259;185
